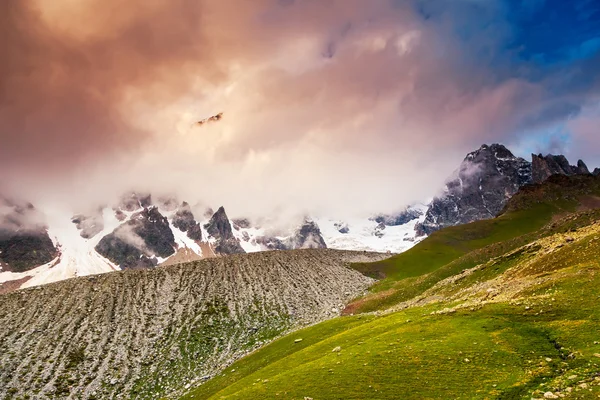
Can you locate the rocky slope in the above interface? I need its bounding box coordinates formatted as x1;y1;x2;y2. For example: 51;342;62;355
0;249;387;400
416;144;596;235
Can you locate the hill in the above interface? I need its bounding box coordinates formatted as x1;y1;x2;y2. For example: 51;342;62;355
0;249;387;399
181;175;600;399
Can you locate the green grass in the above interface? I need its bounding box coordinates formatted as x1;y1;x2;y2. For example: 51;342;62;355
347;175;600;314
347;204;558;313
182;229;600;399
180;175;600;400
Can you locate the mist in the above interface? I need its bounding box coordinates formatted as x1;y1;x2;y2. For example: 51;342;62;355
2;0;599;221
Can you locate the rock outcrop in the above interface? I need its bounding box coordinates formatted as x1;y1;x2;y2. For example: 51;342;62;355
204;207;245;254
0;197;57;272
72;210;104;239
286;220;327;249
416;145;596;236
594;168;600;176
172;202;202;241
373;207;424;226
255;236;289;250
532;154;590;183
95;207;175;269
416;144;532;235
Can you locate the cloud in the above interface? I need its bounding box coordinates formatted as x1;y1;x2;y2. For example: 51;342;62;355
1;0;599;221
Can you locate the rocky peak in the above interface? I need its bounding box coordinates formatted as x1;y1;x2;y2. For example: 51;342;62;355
594;168;600;176
576;160;590;175
231;218;251;230
287;219;327;249
172;202;202;241
117;193;145;212
205;207;234;241
204;207;245;255
532;154;568;183
0;197;58;273
416;143;531;235
95;207;175;269
532;154;590;184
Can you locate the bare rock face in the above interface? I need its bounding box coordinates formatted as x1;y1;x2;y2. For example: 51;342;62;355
255;236;288;250
204;207;245;255
95;207;175;269
72;209;104;239
576;159;590;175
0;249;386;400
594;168;600;176
416;144;532;236
373;207;423;226
334;221;350;234
0;197;57;272
532;154;590;183
232;218;251;230
287;220;327;249
172;202;203;241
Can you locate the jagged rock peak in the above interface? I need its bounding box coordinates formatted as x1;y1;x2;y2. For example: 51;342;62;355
95;207;175;269
532;153;591;184
205;207;234;240
172;202;202;241
466;143;517;161
117;192;151;212
204;207;245;255
288;219;327;249
576;159;590;175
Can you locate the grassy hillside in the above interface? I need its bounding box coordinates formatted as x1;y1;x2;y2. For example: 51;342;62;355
346;174;600;313
181;175;600;400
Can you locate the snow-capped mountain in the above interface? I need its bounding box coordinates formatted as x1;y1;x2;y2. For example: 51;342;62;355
315;204;428;253
2;143;596;293
416;144;594;235
0;192;427;291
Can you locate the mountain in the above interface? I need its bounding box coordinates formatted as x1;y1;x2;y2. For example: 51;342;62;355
203;207;246;255
416;144;595;235
285;219;327;249
0;197;57;274
2;144;595;293
95;206;176;269
181;173;600;400
0;249;388;399
0;196;340;292
2;162;600;399
416;144;532;235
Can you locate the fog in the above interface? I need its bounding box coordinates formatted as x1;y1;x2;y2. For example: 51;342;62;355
1;0;598;221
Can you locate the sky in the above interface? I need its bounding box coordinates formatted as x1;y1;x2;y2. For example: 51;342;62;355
1;0;599;220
